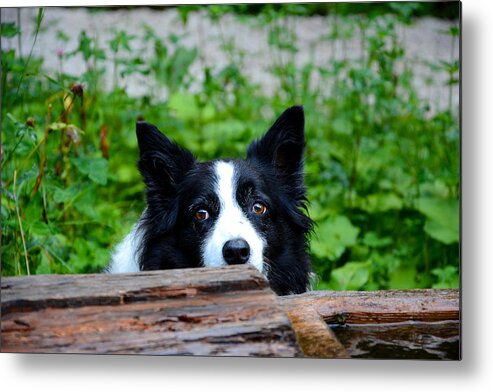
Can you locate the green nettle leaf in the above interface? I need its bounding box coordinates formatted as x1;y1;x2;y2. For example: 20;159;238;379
72;158;109;185
311;215;360;260
417;197;459;244
330;261;370;290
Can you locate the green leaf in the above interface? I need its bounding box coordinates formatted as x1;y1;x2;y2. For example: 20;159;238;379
53;184;80;203
424;220;457;244
74;188;100;220
36;8;45;32
362;232;392;248
389;267;416;289
35;251;51;274
448;26;460;37
417;197;459;244
431;265;459;288
1;23;20;38
72;157;108;185
330;261;370;290
311;215;359;260
88;162;108;185
169;47;198;87
360;192;403;213
28;222;49;241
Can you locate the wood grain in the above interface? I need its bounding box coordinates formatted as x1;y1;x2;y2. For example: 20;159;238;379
279;288;459;359
1;265;460;358
1;265;301;357
280;289;459;324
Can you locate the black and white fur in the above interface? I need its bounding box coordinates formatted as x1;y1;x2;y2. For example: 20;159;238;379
107;106;313;295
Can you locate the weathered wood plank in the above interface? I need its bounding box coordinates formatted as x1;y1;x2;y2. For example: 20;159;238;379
1;265;301;357
280;289;460;324
1;265;460;359
282;306;349;359
279;289;460;359
1;266;268;313
331;320;460;360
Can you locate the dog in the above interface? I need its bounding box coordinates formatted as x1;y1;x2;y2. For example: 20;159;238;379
107;105;313;295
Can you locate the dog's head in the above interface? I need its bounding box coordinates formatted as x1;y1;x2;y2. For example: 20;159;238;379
137;106;312;293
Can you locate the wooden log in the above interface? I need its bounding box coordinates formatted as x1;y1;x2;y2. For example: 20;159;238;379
282;306;349;359
279;289;460;359
280;289;460;324
331;320;460;360
1;265;302;357
1;264;460;359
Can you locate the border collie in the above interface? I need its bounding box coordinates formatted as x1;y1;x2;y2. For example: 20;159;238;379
107;105;313;295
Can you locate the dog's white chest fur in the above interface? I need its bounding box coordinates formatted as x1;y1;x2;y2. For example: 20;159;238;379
107;226;142;273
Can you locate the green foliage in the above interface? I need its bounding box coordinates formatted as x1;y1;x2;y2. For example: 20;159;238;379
1;6;459;291
431;265;459;289
416;197;459;245
328;261;371;291
311;215;360;261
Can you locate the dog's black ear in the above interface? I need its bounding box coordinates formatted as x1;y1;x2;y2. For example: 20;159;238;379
136;121;196;193
247;105;305;177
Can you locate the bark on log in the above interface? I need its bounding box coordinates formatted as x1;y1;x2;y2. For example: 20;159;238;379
1;266;301;357
1;264;460;359
282;306;349;359
279;288;460;359
280;289;460;324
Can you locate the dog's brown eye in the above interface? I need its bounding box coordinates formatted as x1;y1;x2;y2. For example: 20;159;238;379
252;202;267;215
195;209;209;221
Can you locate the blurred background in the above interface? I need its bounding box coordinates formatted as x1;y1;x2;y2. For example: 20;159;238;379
1;2;460;291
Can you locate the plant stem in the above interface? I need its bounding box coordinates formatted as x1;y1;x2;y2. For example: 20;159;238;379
448;28;457;114
32;104;52;195
113;53;118;91
17;8;22;58
347;133;361;207
15;8;44;98
13;170;30;275
4;137;44;187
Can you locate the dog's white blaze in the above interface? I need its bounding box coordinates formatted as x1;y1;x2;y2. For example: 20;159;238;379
202;161;265;274
107;226;141;273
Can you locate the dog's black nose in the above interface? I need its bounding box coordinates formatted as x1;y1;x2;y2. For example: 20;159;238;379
222;239;250;265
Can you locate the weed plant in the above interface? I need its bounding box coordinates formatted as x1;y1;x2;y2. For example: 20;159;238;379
1;5;459;290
